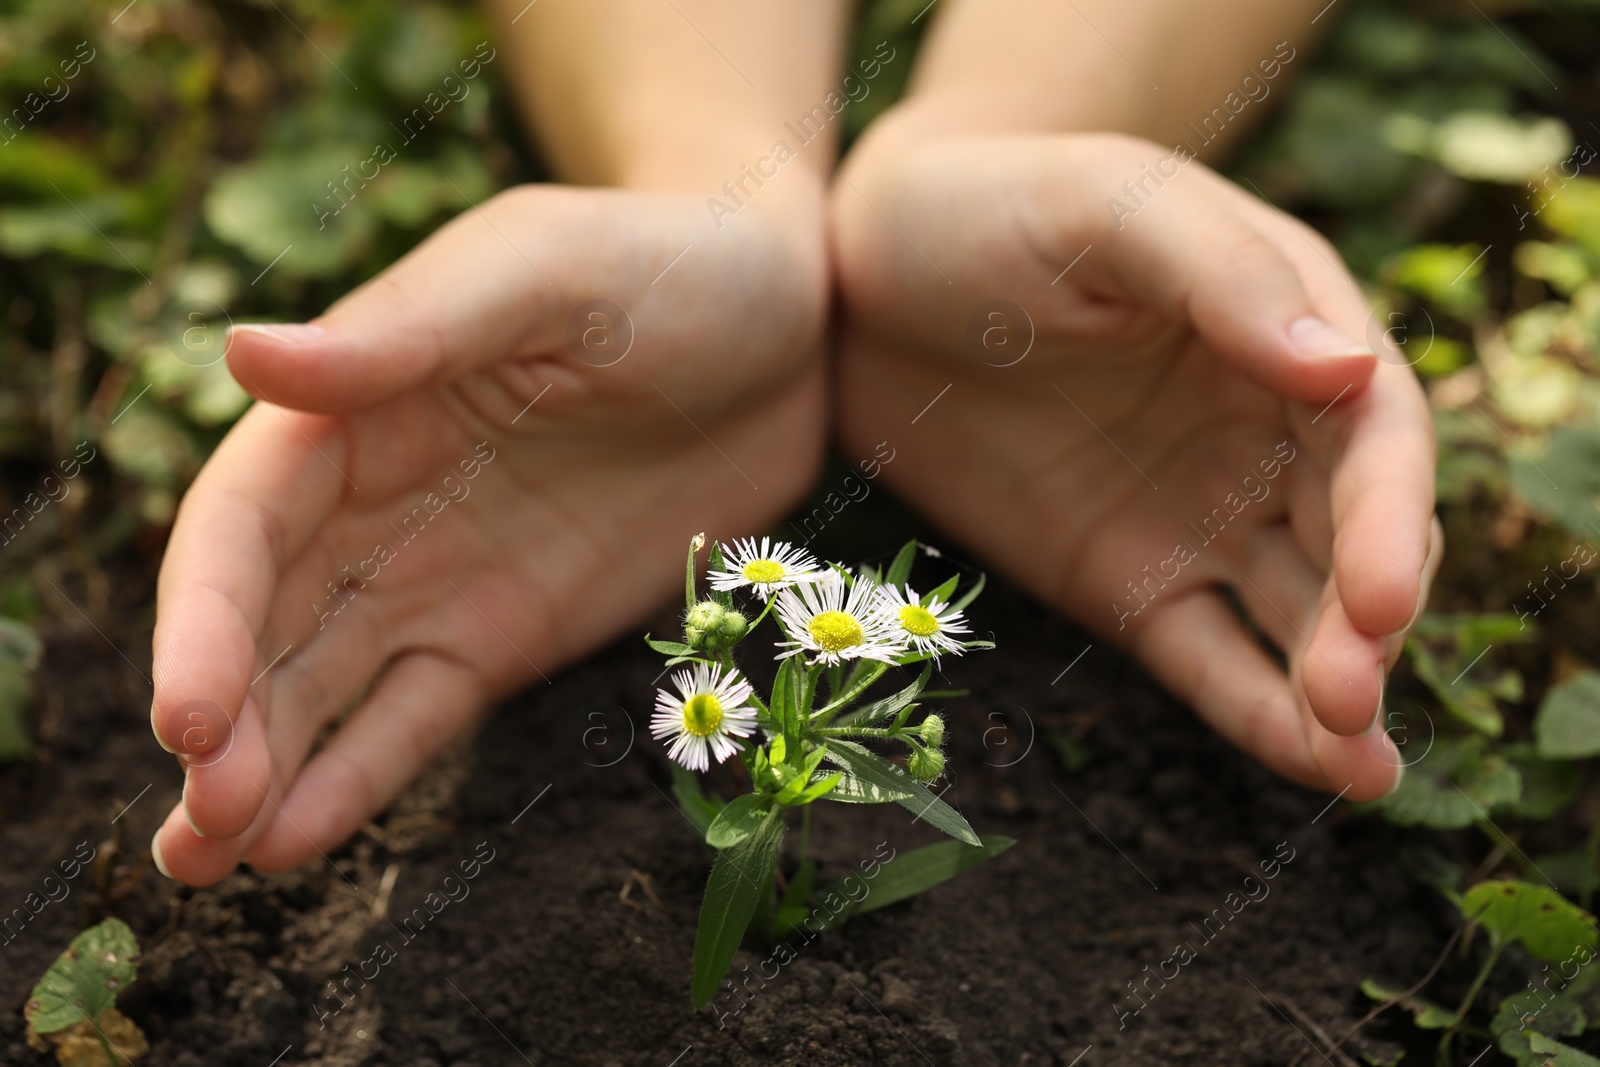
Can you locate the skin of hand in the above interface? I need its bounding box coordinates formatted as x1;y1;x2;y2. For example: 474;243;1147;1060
148;1;851;885
829;118;1442;802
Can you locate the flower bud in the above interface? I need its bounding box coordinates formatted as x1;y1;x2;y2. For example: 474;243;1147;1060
917;714;945;750
685;600;725;633
684;600;750;651
907;744;945;783
718;610;750;644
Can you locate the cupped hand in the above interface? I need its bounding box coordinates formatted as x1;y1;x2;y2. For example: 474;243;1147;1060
151;185;828;884
830;127;1442;801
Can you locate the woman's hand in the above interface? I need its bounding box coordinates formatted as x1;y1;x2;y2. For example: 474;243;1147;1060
831;126;1441;800
151;185;829;884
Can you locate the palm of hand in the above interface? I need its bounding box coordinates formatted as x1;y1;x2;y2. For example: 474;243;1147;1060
153;186;827;884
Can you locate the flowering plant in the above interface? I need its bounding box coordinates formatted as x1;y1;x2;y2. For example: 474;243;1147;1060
648;535;1011;1008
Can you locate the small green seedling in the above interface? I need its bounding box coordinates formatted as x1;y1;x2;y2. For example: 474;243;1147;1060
25;917;147;1066
647;535;1014;1008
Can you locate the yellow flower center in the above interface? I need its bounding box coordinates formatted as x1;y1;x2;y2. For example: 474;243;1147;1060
742;559;786;584
809;610;865;653
899;604;942;637
681;693;724;737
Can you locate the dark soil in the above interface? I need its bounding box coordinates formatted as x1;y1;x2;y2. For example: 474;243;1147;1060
1;546;1476;1067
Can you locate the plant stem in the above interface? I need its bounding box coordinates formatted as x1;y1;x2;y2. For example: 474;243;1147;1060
95;1024;118;1066
799;806;811;866
1437;939;1505;1064
817;726;904;740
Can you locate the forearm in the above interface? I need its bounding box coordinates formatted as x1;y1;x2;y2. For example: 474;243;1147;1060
876;0;1322;158
486;0;850;209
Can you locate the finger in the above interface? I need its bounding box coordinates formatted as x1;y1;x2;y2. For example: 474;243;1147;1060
151;782;278;887
152;404;346;756
1285;446;1334;573
1134;589;1328;791
1300;588;1388;737
258;600;393;782
246;652;485;871
1074;143;1377;404
1309;721;1405;804
1293;369;1438;637
1232;525;1325;658
224;188;622;414
179;697;272;839
1230;191;1439;639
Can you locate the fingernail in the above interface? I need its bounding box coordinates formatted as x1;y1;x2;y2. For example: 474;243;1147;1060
1371;666;1387;731
231;322;325;346
151;834;173;880
1365;716;1400;767
1287;317;1371;360
1384;759;1405;797
181;779;207;838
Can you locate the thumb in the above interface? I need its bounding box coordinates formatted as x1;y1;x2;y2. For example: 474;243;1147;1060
224;187;605;413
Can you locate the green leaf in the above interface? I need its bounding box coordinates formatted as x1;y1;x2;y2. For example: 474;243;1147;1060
824;740;981;846
1460;880;1598;962
204;151;381;277
837;664;930;726
645;634;695;657
1407;613;1535;737
1524;1033;1600;1066
1359;980;1458;1029
922;574;959;606
1510;426;1600;537
707;541;735;610
1362;737;1520;829
686;534;702;609
1537;672;1600;760
706;793;773;849
825;772;917;804
774;745;830;805
771;656;803;750
1494;986;1586;1067
672;764;722;839
691;807;785;1009
1502;743;1583;818
794;772;844;804
811;836;1015;932
25;918;139;1035
885;541;918;588
950;572;987;612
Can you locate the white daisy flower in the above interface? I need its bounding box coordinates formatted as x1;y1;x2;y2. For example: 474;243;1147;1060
651;663;760;772
708;537;822;599
774;571;907;666
876;584;972;658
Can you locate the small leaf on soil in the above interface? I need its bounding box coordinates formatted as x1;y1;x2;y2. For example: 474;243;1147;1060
26;918;139;1036
1362;737;1520;828
1359;979;1458;1029
1460;880;1597;962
